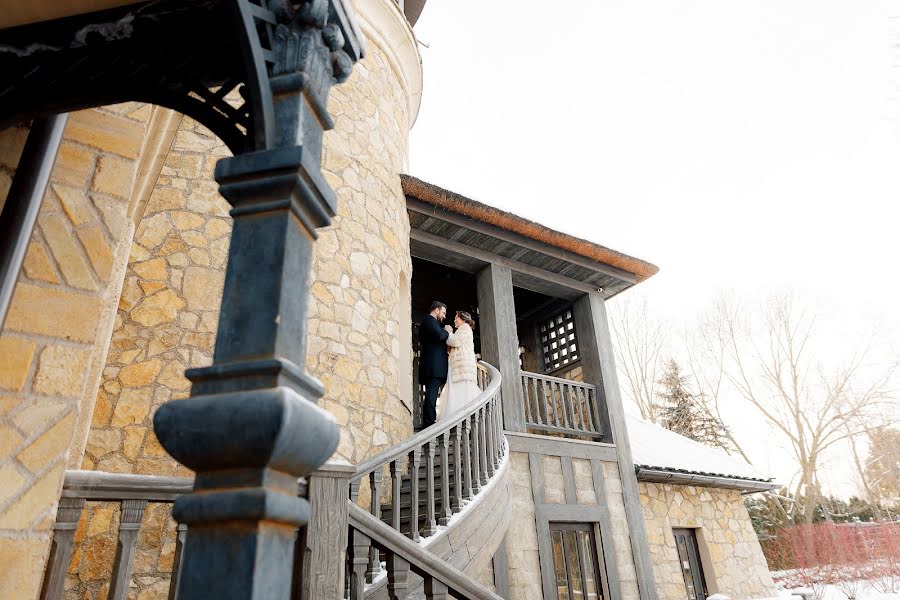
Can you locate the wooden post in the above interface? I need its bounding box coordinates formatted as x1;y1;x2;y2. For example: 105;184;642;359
573;292;658;600
299;461;354;600
109;499;148;600
39;497;84;600
476;264;525;431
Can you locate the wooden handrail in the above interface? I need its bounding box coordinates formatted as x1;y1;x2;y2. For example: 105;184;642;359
352;361;501;482
520;369;604;439
348;502;503;600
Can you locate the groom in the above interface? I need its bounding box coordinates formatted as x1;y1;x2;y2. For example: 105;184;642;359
419;301;448;429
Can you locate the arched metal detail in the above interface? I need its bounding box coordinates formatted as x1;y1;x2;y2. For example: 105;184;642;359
0;0;364;154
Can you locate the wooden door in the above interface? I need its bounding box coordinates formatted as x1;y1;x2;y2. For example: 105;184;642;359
673;528;707;600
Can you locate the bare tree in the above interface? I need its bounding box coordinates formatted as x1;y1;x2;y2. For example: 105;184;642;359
685;295;753;462
609;296;669;422
703;294;897;523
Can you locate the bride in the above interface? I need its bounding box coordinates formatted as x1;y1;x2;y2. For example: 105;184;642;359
437;311;481;422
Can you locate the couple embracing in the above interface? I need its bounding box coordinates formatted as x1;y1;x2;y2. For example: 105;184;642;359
418;301;480;429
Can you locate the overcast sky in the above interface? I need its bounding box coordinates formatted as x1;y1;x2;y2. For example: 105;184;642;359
408;0;900;496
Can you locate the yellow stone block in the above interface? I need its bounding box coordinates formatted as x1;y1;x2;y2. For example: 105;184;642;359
0;538;50;600
53;184;93;226
133;258;168;281
33;345;90;397
0;464;26;505
123;426;145;460
22;243;59;284
111;388;152;427
66;109;146;159
0;335;36;391
86;428;121;459
39;213;97;291
119;359;162;387
182;266;223;311
131;289;185;327
6;284;101;343
77;226;114;281
0;462;65;529
92;154;135;199
17;411;75;472
54;142;94;188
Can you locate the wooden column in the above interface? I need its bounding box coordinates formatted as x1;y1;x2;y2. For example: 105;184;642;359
476;264;525;431
298;461;355;600
573;292;658;600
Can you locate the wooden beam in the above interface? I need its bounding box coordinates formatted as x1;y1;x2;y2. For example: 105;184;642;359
574;293;658;600
410;229;604;300
407;198;637;285
477;264;525;432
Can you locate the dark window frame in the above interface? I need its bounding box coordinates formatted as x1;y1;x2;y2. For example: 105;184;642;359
673;528;709;600
548;522;607;600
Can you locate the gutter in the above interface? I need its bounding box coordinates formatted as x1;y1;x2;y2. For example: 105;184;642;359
634;467;778;494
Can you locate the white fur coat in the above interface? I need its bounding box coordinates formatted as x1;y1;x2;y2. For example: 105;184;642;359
446;323;477;383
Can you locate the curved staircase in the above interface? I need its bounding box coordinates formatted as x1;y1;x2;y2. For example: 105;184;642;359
39;362;510;600
347;361;509;599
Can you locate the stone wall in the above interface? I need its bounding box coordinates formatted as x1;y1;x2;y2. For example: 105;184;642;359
0;106;149;600
504;440;641;600
639;482;777;600
64;1;421;595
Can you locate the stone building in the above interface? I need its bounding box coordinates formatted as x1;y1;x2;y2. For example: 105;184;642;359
0;1;777;599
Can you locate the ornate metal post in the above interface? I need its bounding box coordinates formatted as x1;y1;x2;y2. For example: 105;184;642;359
152;1;363;598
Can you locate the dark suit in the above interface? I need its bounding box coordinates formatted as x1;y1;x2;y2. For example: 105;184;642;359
418;314;449;429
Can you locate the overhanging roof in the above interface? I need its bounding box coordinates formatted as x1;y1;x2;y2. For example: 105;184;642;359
403;175;658;301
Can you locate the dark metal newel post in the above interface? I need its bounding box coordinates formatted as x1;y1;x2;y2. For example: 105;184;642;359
152;1;364;598
0;113;68;329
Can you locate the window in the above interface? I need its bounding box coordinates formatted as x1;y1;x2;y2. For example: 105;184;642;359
549;523;604;600
673;528;708;600
540;307;579;372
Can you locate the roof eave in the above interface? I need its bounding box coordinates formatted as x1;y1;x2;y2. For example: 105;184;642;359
401;174;659;285
635;467;778;494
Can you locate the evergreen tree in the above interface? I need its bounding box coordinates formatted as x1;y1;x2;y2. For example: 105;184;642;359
654;359;733;450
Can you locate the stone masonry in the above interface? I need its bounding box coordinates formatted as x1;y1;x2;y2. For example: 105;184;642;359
64;13;420;597
639;482;777;600
0;105;150;600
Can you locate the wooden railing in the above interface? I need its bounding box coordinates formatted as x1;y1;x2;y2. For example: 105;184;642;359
39;470;193;600
520;370;604;439
350;361;505;587
348;502;502;600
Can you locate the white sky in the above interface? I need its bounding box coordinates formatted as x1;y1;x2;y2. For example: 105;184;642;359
408;0;900;497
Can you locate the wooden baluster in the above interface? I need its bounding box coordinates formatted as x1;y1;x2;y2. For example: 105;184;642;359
571;385;586;432
581;386;594;432
439;432;452;525
452;425;464;509
390;460;403;532
494;395;503;465
470;412;482;493
408;447;421;543
423;440;438;536
521;375;532;425
425;577;449;600
461;419;473;500
109;499;147;600
540;378;551;426
39;497;84;600
480;406;489;483
386;553;410;600
350;479;361;504
484;402;495;478
588;387;605;433
559;381;572;430
349;528;371;600
166;523;188;600
366;470;383;583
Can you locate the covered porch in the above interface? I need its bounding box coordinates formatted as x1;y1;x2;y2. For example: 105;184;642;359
404;174;658;446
